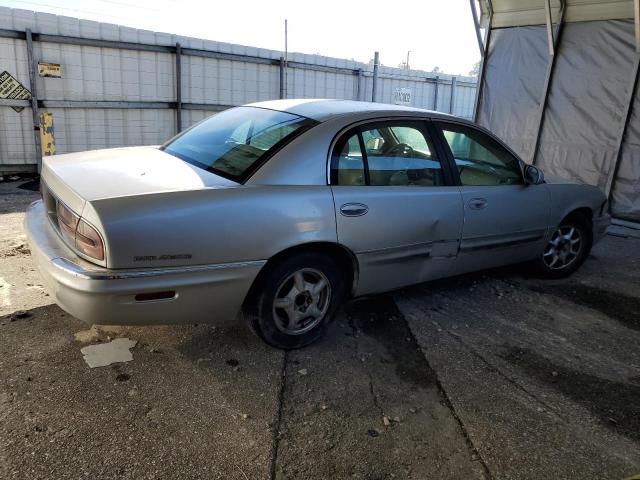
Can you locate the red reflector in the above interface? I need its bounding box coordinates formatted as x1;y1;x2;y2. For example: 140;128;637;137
134;291;176;302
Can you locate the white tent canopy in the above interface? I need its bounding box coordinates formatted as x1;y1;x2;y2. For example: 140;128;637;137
474;0;640;222
480;0;633;27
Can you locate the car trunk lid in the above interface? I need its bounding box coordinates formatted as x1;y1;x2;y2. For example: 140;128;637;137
41;146;238;212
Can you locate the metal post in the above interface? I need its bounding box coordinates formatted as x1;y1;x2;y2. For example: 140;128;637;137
433;75;439;110
469;0;484;56
606;0;640;198
530;0;566;165
175;42;182;133
279;57;285;99
356;68;363;101
371;51;379;103
284;19;288;99
25;29;42;171
449;76;457;114
544;0;555;56
472;0;493;122
636;0;640;52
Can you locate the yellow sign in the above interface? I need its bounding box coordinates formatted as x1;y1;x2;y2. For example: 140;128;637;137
39;112;56;156
0;70;31;113
38;62;61;78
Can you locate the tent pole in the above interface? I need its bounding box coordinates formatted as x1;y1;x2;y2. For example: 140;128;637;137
530;0;565;165
469;0;484;56
606;0;640;199
544;0;555;56
472;0;492;123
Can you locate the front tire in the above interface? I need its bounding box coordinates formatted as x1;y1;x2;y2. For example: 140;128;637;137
243;253;346;349
532;214;592;278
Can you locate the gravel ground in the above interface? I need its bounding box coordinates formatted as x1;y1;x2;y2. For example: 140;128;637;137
1;179;639;479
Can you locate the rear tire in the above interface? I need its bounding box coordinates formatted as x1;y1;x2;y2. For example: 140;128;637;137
242;252;346;349
531;214;592;279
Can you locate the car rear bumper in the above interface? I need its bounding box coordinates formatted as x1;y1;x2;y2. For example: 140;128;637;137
25;200;264;326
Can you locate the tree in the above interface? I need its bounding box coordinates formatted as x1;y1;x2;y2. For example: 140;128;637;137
431;66;441;73
469;61;481;77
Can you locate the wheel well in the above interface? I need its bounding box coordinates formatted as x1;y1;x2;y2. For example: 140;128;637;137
561;207;594;245
243;242;359;306
563;207;593;225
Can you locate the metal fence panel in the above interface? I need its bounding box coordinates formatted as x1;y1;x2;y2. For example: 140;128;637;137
0;6;477;171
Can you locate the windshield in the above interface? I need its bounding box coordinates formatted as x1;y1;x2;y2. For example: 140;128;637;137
162;107;316;182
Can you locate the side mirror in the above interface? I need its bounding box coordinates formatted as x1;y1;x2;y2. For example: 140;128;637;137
524;165;545;185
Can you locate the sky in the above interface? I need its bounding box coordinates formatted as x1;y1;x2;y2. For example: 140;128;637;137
1;0;482;76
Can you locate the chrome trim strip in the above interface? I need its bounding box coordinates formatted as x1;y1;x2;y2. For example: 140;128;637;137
51;258;266;281
459;230;545;252
356;238;458;256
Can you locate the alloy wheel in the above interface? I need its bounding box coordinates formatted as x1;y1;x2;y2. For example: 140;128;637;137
272;268;331;335
543;225;582;270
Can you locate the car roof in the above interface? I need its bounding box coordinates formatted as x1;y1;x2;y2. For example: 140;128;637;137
244;98;469;123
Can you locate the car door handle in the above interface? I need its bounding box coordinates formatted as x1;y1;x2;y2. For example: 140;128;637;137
467;198;488;210
340;203;369;217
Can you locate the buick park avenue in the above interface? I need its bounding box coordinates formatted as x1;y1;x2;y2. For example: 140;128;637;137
26;99;611;348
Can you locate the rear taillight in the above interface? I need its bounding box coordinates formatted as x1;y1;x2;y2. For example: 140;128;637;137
75;219;104;260
56;201;105;261
56;201;79;243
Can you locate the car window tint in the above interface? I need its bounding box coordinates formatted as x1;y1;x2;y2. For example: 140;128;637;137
332;133;365;186
362;124;443;187
438;123;523;186
162;107;315;182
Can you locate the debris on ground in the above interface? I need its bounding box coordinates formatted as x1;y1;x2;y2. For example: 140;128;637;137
80;338;137;368
2;242;31;257
10;310;30;321
74;325;126;344
298;368;308;375
74;326;101;344
115;373;130;382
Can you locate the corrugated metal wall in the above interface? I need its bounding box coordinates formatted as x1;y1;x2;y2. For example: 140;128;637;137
0;7;477;171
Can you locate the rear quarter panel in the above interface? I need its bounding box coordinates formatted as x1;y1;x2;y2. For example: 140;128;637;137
86;186;337;269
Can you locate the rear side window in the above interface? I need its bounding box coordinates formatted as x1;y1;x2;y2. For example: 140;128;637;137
331;121;444;187
163;106;316;182
334;134;366;186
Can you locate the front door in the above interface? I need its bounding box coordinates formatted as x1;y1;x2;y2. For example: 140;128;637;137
433;121;550;275
330;119;464;295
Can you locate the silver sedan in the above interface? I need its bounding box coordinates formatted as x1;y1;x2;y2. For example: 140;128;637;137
25;99;611;348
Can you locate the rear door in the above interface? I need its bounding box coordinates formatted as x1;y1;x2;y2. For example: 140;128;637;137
330;119;464;295
433;121;550;275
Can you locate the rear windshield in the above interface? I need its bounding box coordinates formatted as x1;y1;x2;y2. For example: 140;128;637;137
162;106;316;182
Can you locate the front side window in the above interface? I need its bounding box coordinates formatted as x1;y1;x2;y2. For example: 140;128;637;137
163;107;315;182
331;122;444;187
437;123;523;186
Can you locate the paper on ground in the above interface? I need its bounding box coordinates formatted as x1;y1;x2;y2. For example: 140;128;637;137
80;338;137;368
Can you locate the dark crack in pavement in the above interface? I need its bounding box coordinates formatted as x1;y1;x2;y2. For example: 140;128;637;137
272;295;486;480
